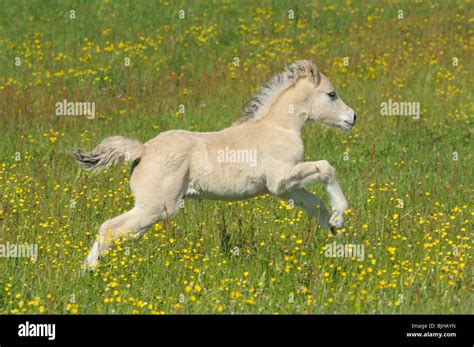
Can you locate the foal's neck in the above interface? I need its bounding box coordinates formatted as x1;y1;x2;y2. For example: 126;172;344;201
260;87;309;136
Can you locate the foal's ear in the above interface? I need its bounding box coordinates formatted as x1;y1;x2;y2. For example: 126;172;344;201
308;61;321;85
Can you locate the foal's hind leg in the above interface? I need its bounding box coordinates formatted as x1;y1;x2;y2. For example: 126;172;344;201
84;206;163;268
84;148;190;269
85;199;183;268
84;194;184;268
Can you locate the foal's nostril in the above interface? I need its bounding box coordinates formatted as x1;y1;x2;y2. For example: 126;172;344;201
353;113;357;123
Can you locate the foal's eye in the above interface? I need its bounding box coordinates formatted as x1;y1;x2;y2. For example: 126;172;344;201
327;91;337;99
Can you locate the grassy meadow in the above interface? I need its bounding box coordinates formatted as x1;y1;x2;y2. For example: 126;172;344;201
0;0;472;314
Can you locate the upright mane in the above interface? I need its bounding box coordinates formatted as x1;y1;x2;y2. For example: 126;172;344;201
234;60;318;125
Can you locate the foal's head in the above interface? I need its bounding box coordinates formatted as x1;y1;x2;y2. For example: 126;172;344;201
235;60;356;131
301;61;357;131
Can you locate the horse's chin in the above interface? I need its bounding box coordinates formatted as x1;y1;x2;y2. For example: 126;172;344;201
324;122;353;132
337;122;354;132
314;121;351;132
341;125;353;132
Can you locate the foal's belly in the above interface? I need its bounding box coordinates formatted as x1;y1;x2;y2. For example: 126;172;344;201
186;189;267;201
186;174;268;201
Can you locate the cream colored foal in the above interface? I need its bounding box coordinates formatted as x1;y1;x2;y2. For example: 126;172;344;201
73;60;357;268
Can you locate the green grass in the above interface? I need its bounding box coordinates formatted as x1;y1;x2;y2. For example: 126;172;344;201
0;0;472;314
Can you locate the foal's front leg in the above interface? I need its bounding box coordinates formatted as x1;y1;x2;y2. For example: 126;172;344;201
267;160;348;230
315;160;348;231
266;161;325;195
279;188;330;228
